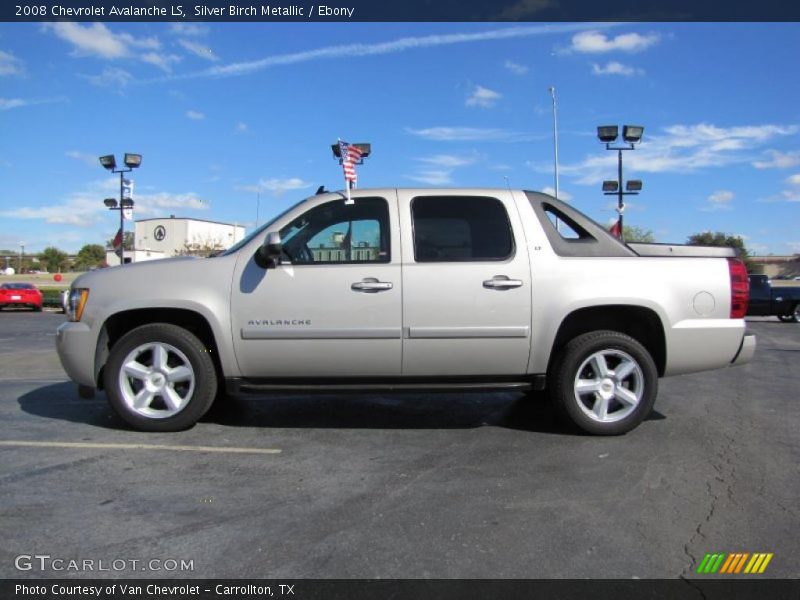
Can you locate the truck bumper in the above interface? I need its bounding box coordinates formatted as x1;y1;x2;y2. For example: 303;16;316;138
731;334;756;367
55;321;96;387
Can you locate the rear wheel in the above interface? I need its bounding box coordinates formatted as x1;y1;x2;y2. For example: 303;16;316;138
549;330;658;435
778;304;799;323
103;323;218;431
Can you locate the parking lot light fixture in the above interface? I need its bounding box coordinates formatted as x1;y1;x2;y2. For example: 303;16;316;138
602;181;619;193
626;180;643;192
597;125;644;241
99;155;116;170
99;153;142;265
597;126;619;144
124;153;142;168
623;125;645;143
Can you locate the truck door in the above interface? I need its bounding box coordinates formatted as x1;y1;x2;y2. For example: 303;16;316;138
397;190;532;376
230;193;402;377
747;276;770;316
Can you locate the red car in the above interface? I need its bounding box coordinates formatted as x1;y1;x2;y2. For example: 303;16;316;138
0;283;43;311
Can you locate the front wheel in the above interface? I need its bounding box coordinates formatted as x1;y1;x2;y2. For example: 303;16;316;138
549;330;658;435
103;323;218;431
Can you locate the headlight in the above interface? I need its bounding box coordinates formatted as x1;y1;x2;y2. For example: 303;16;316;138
67;288;89;322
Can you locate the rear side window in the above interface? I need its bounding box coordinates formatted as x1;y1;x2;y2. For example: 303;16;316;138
411;196;514;262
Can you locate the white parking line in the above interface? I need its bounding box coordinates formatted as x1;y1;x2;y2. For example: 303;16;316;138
0;440;281;454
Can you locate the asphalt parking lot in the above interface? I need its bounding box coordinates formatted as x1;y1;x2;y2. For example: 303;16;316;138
0;310;797;580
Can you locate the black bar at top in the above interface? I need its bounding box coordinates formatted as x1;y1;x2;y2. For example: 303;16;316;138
3;0;800;22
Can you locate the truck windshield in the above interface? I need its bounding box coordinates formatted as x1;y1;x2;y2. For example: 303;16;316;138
218;198;306;257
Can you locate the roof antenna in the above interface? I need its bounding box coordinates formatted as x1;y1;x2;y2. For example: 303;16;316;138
316;185;328;195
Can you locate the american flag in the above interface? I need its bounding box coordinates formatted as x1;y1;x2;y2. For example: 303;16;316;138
339;140;363;183
609;218;622;238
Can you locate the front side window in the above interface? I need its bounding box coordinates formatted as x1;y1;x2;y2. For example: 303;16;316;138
278;197;390;265
411;196;514;262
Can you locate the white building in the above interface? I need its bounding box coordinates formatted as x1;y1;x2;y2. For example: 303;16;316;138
106;216;246;266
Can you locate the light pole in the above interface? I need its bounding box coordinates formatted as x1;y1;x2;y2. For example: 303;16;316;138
596;125;644;241
19;243;24;274
549;86;559;200
99;153;142;265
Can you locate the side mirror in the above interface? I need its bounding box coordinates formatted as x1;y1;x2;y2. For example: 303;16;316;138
255;232;282;269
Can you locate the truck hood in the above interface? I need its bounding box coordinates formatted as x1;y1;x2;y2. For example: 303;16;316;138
73;256;200;289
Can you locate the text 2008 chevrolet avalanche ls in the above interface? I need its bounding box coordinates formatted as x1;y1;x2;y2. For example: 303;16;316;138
57;189;755;435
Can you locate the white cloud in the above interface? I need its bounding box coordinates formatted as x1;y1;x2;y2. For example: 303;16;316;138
0;50;24;76
83;67;134;88
708;190;734;203
235;121;249;134
591;61;644;76
407;126;544;142
186;110;205;120
0;183;209;227
0;98;26;110
786;173;800;186
141;52;181;72
568;30;660;54
44;23;159;59
407;170;454;186
541;186;573;201
504;60;528;75
169;23;209;37
236;178;312;195
466;85;502;108
134;192;210;215
417;153;479;168
547;122;799;185
44;23;178;73
753;150;800;169
663;123;797;145
65;151;98;167
0;96;66;111
178;39;218;61
702;189;734;211
150;23;610;82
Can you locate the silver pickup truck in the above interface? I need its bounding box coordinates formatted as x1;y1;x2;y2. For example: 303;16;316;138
57;189;755;435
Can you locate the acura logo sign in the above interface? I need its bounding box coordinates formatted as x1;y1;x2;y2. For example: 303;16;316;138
154;225;166;241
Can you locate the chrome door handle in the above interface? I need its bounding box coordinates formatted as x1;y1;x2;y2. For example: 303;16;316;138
352;278;393;292
483;276;523;290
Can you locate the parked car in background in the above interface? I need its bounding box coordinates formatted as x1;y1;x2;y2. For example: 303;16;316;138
0;283;43;311
747;274;800;322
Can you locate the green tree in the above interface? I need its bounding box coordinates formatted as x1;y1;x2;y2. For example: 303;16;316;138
105;231;134;251
39;246;69;273
74;244;106;271
687;231;749;258
177;237;225;257
623;226;655;243
687;231;753;269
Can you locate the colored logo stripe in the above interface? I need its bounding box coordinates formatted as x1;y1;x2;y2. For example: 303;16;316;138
696;552;773;574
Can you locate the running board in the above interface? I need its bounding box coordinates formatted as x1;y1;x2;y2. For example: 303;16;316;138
226;377;544;395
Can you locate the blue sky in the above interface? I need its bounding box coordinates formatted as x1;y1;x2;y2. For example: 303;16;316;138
0;22;798;255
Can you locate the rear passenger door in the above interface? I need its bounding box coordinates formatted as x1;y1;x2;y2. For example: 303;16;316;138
397;191;532;376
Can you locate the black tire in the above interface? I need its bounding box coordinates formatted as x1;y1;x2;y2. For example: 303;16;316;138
779;304;799;323
103;323;218;432
33;306;42;312
549;330;658;435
